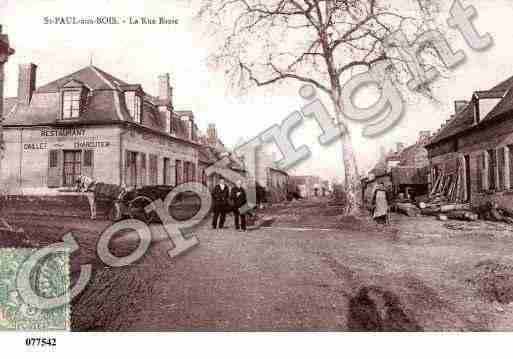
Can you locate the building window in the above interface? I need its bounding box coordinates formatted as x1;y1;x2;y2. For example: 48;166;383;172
175;160;182;185
140;153;147;186
163;157;171;185
84;150;93;167
49;150;58;168
126;151;138;188
149;154;158;185
184;161;190;183
487;149;497;191
125;91;142;124
62;91;81;119
201;169;207;185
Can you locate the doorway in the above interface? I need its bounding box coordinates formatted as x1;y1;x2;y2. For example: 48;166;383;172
63;150;82;186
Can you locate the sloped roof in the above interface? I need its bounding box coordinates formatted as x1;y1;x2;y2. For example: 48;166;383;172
399;142;428;167
2;97;17;117
428;75;513;147
370;161;387;177
36;65;128;92
198;146;219;164
4;88;131;126
3;65;203;147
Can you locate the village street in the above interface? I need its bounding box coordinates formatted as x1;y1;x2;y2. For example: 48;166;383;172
5;198;513;331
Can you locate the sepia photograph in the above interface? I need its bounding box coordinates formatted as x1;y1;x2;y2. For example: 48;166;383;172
1;0;513;356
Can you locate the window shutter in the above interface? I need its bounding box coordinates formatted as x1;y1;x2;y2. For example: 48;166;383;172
47;150;62;188
82;150;94;178
125;150;130;186
498;147;506;191
476;152;484;192
505;146;511;190
140;153;147;186
190;163;195;183
508;145;513;190
487;149;496;190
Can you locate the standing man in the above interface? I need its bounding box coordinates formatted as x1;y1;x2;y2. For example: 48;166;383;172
231;180;247;231
212;177;230;229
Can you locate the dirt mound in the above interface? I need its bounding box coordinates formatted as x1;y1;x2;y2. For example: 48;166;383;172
467;260;513;304
347;286;423;331
71;261;160;331
70;231;165;331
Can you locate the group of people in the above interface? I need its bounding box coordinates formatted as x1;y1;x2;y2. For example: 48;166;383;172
211;178;248;231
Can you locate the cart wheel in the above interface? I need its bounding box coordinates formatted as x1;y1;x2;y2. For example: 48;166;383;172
128;195;158;224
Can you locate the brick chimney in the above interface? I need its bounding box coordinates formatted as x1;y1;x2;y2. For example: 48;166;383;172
158;73;172;104
396;142;405;153
207;123;217;146
18;63;37;105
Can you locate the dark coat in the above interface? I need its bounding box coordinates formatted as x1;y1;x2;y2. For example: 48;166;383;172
231;186;247;209
212;184;230;208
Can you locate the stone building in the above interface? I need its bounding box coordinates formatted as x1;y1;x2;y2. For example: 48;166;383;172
391;131;431;198
1;63;201;194
426;74;513;210
197;123;246;191
0;26;14;178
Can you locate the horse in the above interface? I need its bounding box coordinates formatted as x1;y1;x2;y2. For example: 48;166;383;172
75;175;128;220
75;175;98;219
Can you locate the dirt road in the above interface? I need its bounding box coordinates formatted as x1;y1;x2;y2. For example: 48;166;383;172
127;220;512;331
5;201;513;330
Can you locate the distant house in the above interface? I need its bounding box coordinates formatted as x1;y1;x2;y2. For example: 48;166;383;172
426;74;513;210
197;123;246;191
363;131;431;205
391;131;431;198
289;175;321;198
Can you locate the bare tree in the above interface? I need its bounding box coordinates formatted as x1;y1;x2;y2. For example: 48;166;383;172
197;0;441;213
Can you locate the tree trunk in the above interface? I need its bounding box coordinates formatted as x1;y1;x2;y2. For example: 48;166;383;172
333;102;360;215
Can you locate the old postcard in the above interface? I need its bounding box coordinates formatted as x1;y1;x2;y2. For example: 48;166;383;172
1;0;513;356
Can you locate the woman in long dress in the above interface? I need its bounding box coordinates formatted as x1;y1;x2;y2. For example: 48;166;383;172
372;183;390;224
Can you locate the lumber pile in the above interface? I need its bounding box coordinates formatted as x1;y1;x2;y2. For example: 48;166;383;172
418;163;478;221
429;164;465;203
420;203;470;215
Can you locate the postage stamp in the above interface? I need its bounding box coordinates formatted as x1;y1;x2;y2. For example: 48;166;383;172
0;248;70;331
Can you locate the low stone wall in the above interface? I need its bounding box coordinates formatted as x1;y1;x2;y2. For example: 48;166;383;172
0;195;114;219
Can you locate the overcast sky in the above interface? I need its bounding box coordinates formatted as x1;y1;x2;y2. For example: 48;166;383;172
1;0;513;181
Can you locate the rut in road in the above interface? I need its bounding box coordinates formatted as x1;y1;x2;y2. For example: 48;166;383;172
318;251;423;331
